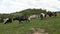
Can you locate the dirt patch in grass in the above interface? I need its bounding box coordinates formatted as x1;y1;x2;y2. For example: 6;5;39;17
26;28;49;34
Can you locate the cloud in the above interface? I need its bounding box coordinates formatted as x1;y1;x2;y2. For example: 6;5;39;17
0;0;60;13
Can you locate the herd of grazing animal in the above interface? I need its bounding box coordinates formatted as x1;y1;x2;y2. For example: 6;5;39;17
0;12;57;24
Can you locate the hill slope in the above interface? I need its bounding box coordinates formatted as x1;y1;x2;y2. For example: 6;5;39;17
0;9;46;18
0;13;60;34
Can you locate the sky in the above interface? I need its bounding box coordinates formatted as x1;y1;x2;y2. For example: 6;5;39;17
0;0;60;14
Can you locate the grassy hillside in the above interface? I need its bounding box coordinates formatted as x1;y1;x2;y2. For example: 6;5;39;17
0;12;60;34
0;9;60;34
11;9;46;16
0;9;46;18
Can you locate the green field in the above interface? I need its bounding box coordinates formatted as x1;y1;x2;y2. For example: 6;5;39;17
0;13;60;34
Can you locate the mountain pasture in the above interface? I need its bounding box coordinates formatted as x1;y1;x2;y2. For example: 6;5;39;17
0;13;60;34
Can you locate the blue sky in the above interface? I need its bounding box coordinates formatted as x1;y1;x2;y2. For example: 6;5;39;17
0;0;60;14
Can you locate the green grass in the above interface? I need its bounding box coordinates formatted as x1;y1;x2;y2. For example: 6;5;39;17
0;13;60;34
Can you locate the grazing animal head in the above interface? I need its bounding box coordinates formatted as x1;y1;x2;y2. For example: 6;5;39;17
47;12;57;17
3;18;12;24
40;13;46;20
